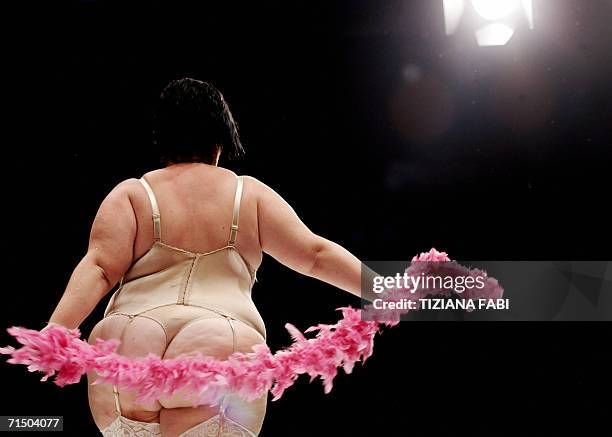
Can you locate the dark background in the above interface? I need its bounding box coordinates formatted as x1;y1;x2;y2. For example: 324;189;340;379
2;0;611;435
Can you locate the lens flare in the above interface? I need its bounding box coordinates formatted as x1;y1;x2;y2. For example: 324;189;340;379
443;0;465;34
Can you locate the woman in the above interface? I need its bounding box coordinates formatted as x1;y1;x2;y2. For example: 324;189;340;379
47;78;364;436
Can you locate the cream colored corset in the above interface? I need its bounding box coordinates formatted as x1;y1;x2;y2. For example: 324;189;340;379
104;242;266;339
103;175;266;340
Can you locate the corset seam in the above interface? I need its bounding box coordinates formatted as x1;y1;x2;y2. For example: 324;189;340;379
180;256;198;305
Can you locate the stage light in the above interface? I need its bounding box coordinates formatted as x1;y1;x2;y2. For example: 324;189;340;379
442;0;534;46
475;23;515;46
471;0;519;21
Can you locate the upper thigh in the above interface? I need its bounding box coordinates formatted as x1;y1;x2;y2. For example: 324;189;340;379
159;394;267;437
159;317;267;434
159;317;247;409
87;314;167;428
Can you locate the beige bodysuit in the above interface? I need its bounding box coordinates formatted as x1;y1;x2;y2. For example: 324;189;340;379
99;175;265;437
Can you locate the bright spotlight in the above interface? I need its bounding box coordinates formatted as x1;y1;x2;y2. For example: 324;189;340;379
471;0;520;21
475;23;515;46
442;0;534;46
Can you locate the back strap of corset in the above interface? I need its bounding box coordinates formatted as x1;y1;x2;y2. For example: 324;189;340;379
139;177;161;242
139;175;243;245
228;176;244;246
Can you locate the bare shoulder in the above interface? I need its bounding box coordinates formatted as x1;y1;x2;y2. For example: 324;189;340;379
241;175;273;194
108;178;142;197
241;175;283;204
97;178;142;210
240;176;294;213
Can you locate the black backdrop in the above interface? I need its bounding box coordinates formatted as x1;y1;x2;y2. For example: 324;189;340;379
2;1;611;435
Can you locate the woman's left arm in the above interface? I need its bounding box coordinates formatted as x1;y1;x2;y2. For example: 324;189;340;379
47;180;137;329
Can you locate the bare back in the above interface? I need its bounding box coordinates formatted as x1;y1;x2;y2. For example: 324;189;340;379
130;164;263;271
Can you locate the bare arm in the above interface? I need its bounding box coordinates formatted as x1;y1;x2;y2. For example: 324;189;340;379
47;180;138;329
253;177;375;300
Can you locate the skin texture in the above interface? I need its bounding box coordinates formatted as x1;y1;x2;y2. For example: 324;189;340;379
48;161;364;436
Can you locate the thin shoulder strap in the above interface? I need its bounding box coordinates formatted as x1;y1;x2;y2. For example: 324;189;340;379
139;176;162;242
228;176;244;246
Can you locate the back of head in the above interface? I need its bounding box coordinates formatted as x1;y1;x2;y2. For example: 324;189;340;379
153;78;244;165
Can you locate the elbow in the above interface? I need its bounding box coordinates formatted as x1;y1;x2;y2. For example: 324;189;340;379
94;263;113;290
84;252;119;291
305;235;329;278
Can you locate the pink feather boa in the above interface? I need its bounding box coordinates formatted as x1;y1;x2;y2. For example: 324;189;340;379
1;249;502;406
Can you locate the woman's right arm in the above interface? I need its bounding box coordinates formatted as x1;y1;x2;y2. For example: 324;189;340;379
252;177;375;300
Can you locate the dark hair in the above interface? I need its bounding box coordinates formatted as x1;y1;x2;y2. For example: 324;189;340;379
153;78;244;165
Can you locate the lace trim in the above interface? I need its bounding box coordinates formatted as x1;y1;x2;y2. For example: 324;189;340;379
100;416;161;437
99;414;256;437
179;414;257;437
